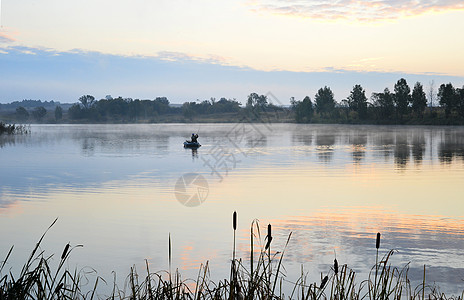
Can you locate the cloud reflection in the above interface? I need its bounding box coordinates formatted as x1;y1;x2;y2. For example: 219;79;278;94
2;124;464;212
263;207;464;290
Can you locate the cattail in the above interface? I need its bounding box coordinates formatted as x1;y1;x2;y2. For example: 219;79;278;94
61;243;70;260
376;232;381;249
265;236;273;250
265;224;272;250
334;258;338;275
233;211;237;231
320;275;328;289
169;233;172;272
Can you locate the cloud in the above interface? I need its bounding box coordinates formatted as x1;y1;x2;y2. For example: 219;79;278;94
0;45;462;104
0;32;16;43
156;51;230;66
248;0;464;21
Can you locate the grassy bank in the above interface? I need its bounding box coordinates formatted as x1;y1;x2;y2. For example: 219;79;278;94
1;216;462;299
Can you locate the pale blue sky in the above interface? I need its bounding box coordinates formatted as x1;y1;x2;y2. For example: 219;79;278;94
0;0;463;104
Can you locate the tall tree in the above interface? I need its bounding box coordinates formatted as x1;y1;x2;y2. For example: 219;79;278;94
347;84;368;119
315;86;336;117
32;106;47;121
246;93;268;109
54;106;63;121
457;86;464;117
438;83;457;117
394;78;411;117
15;106;29;121
372;88;395;120
411;82;427;117
291;96;313;123
428;80;435;108
78;95;95;109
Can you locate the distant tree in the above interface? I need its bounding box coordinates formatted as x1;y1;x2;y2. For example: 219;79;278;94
256;95;268;109
78;95;95;109
182;102;195;120
428;80;435;108
347;84;368;119
15;106;29;121
291;96;313;123
153;97;171;114
246;93;255;108
213;98;241;113
54;106;63;121
105;97;128;117
394;78;411;117
457;86;464;117
128;99;141;121
411;82;427;117
372;88;395;120
198;100;212;114
315;86;336;117
438;83;457;117
68;104;83;119
246;93;268;110
32;106;47;121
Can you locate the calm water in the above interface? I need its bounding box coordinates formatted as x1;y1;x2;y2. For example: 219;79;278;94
1;124;464;294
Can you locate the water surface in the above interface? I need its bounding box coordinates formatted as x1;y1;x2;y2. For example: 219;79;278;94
1;124;463;294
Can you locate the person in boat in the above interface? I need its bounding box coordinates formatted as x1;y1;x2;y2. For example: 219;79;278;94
190;133;199;143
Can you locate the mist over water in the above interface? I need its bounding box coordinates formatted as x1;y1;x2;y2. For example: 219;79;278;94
1;124;464;294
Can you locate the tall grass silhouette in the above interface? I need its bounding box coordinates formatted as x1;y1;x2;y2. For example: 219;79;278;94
1;214;461;299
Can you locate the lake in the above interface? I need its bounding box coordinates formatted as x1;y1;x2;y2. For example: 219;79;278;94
1;123;464;295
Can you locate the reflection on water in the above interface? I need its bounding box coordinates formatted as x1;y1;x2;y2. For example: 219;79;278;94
267;207;464;290
439;131;464;163
1;124;464;293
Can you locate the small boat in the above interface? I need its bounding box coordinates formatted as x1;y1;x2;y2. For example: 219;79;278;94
184;141;201;148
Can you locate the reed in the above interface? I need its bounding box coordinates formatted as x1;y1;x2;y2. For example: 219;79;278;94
0;217;461;300
372;232;381;299
0;122;30;135
230;211;238;299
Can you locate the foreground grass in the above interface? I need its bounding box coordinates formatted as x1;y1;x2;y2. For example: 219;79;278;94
1;216;462;299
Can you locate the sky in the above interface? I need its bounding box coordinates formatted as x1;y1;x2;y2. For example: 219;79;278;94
0;0;463;104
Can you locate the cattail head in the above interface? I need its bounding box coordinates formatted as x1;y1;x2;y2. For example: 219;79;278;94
320;275;328;289
169;233;172;263
265;236;273;250
233;211;237;231
61;243;70;260
265;224;273;250
376;232;381;249
334;258;338;275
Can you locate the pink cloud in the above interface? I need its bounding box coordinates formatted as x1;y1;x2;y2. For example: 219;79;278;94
0;32;16;43
249;0;464;21
156;51;229;65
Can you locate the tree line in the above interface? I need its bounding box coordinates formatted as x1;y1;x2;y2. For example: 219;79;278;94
2;78;464;124
291;79;464;124
67;95;243;122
